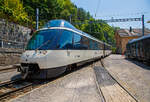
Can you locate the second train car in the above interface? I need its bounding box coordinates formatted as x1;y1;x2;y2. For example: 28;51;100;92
126;34;150;62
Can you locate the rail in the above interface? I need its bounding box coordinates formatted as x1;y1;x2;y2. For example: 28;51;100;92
100;60;138;102
0;79;33;101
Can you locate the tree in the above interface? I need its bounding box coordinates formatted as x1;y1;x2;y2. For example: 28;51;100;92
0;0;29;25
0;0;115;46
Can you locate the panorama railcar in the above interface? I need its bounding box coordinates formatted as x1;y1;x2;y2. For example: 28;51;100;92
18;20;112;79
126;34;150;62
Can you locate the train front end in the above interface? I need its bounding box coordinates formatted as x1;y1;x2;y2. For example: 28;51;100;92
18;27;66;79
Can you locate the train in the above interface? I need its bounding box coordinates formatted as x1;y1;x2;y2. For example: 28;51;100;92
18;19;112;79
126;34;150;62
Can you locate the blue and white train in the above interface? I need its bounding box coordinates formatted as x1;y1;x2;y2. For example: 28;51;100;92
18;20;112;79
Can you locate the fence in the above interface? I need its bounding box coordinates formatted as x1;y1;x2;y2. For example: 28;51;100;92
0;39;26;66
0;39;27;50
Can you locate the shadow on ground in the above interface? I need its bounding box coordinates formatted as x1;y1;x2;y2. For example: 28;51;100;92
125;58;150;70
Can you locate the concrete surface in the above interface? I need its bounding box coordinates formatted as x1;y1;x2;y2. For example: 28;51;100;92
103;54;150;102
9;58;139;102
10;65;104;102
93;61;136;102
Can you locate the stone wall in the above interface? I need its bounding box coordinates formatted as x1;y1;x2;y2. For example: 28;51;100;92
0;19;31;66
0;49;21;66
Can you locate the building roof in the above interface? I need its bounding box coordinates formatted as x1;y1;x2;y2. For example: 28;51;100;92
132;28;150;35
116;28;150;37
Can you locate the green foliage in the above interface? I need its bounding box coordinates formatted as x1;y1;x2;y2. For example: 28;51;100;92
78;19;115;45
0;0;29;25
111;47;116;54
0;0;115;46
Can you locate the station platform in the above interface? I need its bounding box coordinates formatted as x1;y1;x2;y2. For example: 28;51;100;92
103;54;150;102
9;55;150;102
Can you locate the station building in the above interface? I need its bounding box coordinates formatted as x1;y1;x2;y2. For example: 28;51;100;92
115;28;150;54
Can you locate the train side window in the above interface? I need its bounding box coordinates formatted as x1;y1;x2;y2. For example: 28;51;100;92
95;42;99;50
93;41;98;50
81;36;89;50
145;39;150;52
73;33;81;49
99;43;103;50
57;30;73;49
89;40;94;50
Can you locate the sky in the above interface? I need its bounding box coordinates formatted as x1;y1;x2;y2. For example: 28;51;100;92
71;0;150;29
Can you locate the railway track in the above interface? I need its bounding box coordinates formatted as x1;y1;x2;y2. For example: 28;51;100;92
0;65;18;73
0;60;102;102
0;79;33;101
0;68;16;73
0;77;57;101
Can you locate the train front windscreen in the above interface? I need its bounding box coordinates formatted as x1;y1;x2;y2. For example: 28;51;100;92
26;29;60;50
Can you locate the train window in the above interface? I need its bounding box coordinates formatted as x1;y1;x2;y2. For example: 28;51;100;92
73;33;82;49
73;34;89;50
145;39;150;52
57;30;73;49
98;43;100;50
95;42;99;50
26;29;60;50
89;40;94;50
81;36;89;50
92;41;98;50
99;43;103;50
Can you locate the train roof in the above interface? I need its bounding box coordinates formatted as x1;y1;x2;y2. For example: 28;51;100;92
41;20;103;43
43;19;76;30
128;34;150;44
40;19;111;46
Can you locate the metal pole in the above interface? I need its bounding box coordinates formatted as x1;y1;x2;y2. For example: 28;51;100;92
69;15;72;23
1;40;3;48
142;15;144;36
36;8;39;30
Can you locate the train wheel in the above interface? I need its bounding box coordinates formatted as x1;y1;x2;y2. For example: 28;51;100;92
66;65;72;72
71;64;77;71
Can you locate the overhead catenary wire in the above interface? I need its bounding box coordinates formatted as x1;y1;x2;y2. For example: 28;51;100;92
96;11;149;19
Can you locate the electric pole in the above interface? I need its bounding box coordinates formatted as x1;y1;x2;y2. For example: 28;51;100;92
70;15;72;23
36;8;39;30
142;15;145;36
